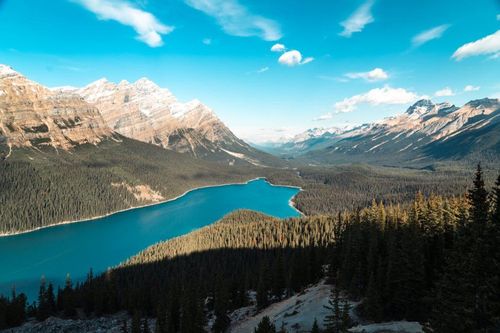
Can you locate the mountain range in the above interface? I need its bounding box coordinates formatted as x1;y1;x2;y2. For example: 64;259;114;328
263;98;500;166
0;64;280;167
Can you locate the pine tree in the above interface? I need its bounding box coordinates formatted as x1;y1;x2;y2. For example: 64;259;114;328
469;164;489;228
311;318;320;333
341;299;351;331
63;274;76;317
46;283;56;316
36;277;49;321
254;316;276;333
492;174;500;224
323;288;341;333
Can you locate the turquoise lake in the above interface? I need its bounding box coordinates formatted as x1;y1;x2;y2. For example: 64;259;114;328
0;178;300;300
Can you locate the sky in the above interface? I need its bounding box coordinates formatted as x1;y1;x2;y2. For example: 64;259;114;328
0;0;499;143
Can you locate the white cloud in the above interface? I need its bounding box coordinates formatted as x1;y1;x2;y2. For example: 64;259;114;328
434;87;455;97
271;43;286;52
313;113;334;121
412;24;450;47
184;0;281;41
339;0;374;38
345;68;389;82
452;30;500;60
202;38;212;45
278;50;314;67
334;86;419;113
497;14;500;20
74;0;173;47
464;85;480;92
257;67;269;73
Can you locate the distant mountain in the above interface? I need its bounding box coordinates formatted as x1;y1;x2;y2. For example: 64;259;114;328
68;77;281;166
272;98;500;165
258;126;352;157
0;64;113;157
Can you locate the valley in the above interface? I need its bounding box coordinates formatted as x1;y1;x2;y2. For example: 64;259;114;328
0;63;499;333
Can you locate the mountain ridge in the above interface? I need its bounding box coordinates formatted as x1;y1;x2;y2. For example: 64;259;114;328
0;64;282;167
265;98;500;165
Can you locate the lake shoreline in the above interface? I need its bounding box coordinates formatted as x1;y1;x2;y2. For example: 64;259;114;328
0;177;304;238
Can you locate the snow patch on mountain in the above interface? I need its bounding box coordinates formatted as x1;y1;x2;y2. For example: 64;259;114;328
0;64;19;78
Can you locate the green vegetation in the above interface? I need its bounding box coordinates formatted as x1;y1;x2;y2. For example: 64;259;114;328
0;137;292;234
2;166;498;332
273;163;496;216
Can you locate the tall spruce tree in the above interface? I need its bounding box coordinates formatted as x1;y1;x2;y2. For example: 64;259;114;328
254;316;276;333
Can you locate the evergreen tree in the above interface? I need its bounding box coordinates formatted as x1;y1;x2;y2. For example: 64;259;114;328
469;164;489;228
323;288;341;333
36;277;49;321
254;316;276;333
341;299;351;331
62;274;76;317
492;174;500;224
311;318;320;333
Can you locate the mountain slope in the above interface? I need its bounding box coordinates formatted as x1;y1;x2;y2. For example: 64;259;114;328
275;98;499;165
0;65;113;157
72;78;283;166
0;65;292;234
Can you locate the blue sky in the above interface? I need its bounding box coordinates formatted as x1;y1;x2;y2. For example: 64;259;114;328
0;0;499;142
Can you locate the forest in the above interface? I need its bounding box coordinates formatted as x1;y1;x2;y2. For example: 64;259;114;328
2;130;489;236
1;165;498;332
0;136;272;234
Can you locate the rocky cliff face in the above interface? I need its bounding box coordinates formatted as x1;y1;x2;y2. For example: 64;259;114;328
0;65;112;156
72;77;279;165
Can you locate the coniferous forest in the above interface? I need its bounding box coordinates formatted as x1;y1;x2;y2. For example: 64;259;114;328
1;165;499;332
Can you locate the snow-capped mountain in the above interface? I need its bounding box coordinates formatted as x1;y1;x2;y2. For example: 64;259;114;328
56;76;281;166
273;98;500;164
0;65;113;157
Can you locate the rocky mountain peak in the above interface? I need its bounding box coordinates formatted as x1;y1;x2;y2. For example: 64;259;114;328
0;64;20;79
0;67;113;152
405;99;435;116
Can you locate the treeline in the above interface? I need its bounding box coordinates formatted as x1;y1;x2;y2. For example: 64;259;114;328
331;165;500;332
289;164;475;215
0;137;271;234
1;166;499;332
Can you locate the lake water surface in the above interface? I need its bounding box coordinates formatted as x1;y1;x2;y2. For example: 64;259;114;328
0;178;300;300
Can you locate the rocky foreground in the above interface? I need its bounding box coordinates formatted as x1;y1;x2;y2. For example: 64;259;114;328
0;312;155;333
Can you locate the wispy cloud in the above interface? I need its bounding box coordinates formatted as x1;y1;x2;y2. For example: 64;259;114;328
339;0;374;38
412;24;450;47
184;0;281;41
257;67;269;73
345;68;388;82
434;87;455;97
334;86;419;113
452;30;500;60
278;50;314;66
74;0;173;47
202;38;212;45
313;113;334;121
464;85;480;92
